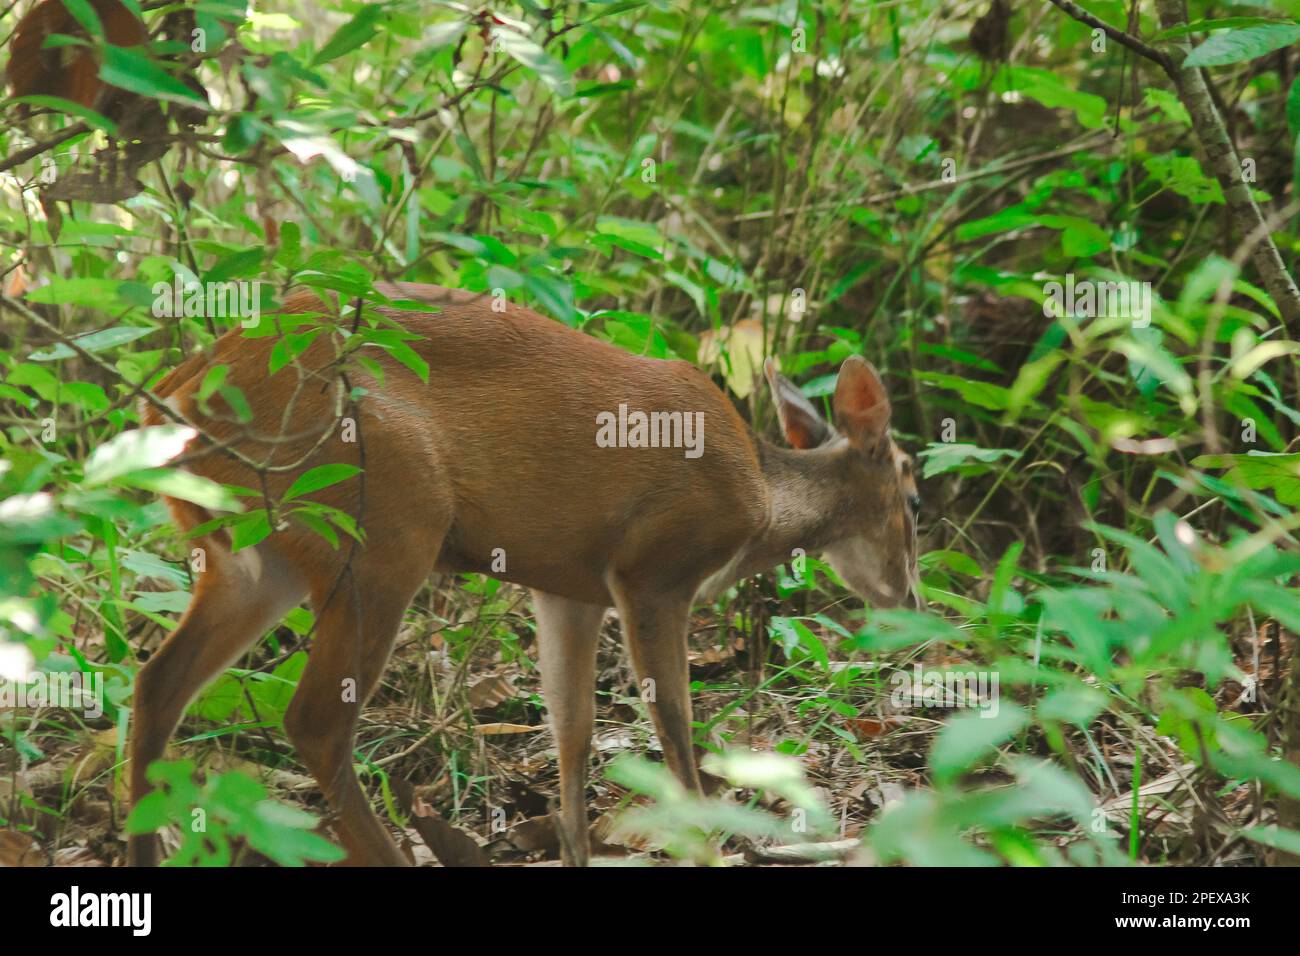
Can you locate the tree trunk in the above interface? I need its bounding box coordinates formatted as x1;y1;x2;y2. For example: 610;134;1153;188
1154;0;1300;330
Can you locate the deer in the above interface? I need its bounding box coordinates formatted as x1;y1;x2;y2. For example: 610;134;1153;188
127;281;921;867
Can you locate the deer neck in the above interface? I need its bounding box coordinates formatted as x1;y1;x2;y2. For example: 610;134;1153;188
755;438;848;561
703;439;845;597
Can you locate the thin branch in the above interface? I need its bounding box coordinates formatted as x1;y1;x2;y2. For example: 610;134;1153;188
0;123;89;174
1044;0;1175;77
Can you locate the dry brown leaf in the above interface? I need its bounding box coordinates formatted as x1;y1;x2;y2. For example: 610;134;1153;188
392;778;489;867
0;829;47;867
591;810;653;853
474;722;542;735
4;264;27;297
399;831;436;867
845;715;908;739
467;675;515;709
698;320;766;398
51;845;105;867
409;810;489;867
507;815;560;856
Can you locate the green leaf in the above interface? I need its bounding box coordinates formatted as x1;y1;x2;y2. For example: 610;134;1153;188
121;550;189;589
1152;17;1287;42
422;19;470;53
1142;88;1190;128
1007;351;1064;416
62;381;109;412
919;549;983;577
848;609;966;653
276;221;302;269
229;510;273;551
1192;452;1300;506
382;341;429;382
206;248;266;282
293;508;340;548
525;274;576;324
917;372;1015;410
1241;826;1300;856
1144;153;1224;205
930;704;1029;786
431;231;488;256
916;442;1022;480
125;790;173;834
313;3;385;65
100;46;209;108
83;425;196;486
1000;66;1107;129
1183;23;1300;68
121;468;243;512
870;791;999;866
11;95;118;136
1287;77;1300;140
62;0;105;35
494;29;573;95
193;673;244;722
26;279;148;310
1038;685;1107;728
596;216;662;249
282;463;362;501
248;651;307;723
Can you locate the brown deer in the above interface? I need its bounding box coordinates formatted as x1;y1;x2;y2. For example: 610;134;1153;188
127;282;920;866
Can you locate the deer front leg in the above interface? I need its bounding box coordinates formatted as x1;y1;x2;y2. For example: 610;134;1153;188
608;578;701;792
533;591;607;866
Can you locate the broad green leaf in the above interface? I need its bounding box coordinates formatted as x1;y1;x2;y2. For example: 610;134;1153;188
595;216;662;249
1183;23;1300;67
11;95;118;135
121;468;243;512
229;510;273;551
100;46;209;108
282;464;362;501
930;704;1030;786
30;325;155;361
1038;685;1107;728
1192;452;1300;505
918;372;1015;411
26;279;149;309
1241;826;1300;856
1142;88;1190;127
313;3;385;65
1152;17;1287;42
916;443;1021;479
83;426;196;486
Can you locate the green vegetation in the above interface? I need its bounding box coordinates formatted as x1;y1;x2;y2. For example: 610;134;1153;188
1;0;1299;867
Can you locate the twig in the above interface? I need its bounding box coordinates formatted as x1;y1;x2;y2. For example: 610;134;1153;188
0;123;90;174
1043;0;1175;76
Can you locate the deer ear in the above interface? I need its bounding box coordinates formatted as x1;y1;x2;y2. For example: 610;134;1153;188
765;357;832;450
833;356;891;453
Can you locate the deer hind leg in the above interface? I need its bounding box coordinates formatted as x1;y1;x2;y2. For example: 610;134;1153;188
533;590;607;866
608;577;701;792
128;545;307;866
282;554;436;867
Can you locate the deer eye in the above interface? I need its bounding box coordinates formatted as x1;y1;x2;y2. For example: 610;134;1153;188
907;493;921;516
